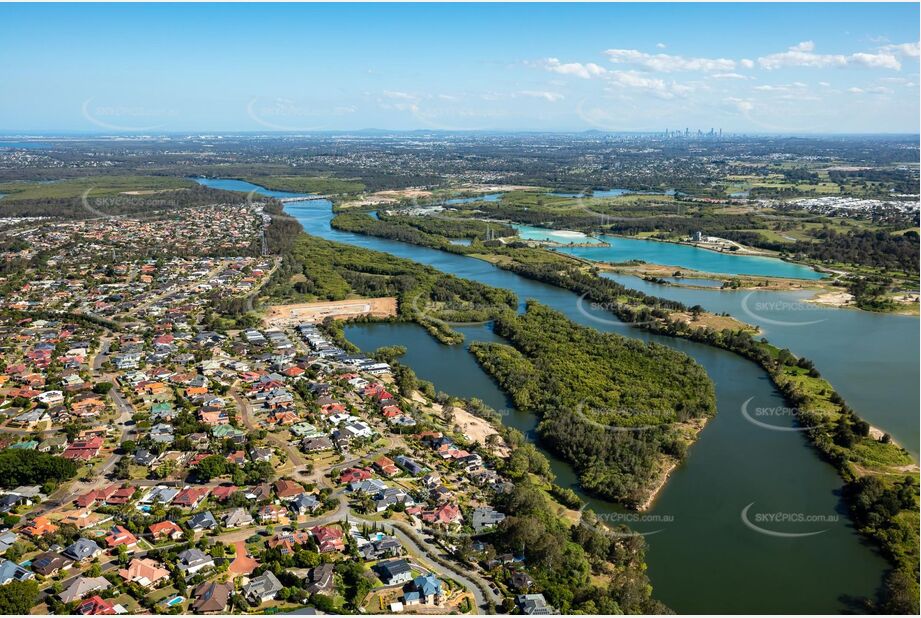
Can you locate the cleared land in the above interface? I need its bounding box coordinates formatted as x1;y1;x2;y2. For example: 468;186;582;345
263;297;397;326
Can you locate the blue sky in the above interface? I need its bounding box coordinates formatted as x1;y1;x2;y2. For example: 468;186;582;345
1;3;918;133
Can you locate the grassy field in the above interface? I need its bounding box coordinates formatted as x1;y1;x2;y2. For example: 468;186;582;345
0;175;196;201
723;174;841;196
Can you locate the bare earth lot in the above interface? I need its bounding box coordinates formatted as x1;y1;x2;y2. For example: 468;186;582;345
264;297;398;326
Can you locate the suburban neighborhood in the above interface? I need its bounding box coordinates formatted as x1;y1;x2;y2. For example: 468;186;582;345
0;200;555;615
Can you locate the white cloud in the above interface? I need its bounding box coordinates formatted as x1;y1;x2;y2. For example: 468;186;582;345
849;86;893;95
740;59;755;69
605;48;735;72
753;82;808;92
607;70;694;99
542;57;606;79
711;72;749;80
882;42;921;58
758;41;901;70
850;52;902;70
725;97;754;113
382;91;417;101
519;90;565;102
656;42;667;49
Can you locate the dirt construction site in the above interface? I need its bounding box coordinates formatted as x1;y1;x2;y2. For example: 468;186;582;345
263;297;398;327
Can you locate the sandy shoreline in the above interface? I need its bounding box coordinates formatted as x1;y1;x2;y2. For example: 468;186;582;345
638;417;710;512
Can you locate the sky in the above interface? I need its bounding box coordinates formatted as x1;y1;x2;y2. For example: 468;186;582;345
1;2;919;134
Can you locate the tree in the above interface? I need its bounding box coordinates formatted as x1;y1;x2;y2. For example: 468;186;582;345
0;580;39;614
0;450;77;489
196;455;228;481
93;382;114;395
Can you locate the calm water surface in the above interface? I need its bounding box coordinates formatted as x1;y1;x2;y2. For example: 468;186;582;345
196;177;896;614
514;224;826;280
603;273;919;458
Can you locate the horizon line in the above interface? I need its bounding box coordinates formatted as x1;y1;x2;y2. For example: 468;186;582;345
1;129;919;138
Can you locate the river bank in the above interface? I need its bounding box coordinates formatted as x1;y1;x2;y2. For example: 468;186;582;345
197;176;907;614
320;202;919;611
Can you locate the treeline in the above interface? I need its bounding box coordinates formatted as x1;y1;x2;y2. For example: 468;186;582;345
470;302;715;507
487;479;668;614
0;450;78;490
828;168;920;195
789;229;920;274
381;213;516;240
263;201;304;255
506;259;919;614
845;476;919;614
331;211;455;248
263;233;516;344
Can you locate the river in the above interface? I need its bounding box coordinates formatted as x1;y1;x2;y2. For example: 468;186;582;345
600;273;919;458
196;177;896;614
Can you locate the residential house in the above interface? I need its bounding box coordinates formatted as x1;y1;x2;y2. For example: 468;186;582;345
471;507;506;532
243;571;284;605
267;531;312;555
421;503;462;526
61;437;103;461
0;532;17;555
394;455;426;476
509;571;535;592
517;593;558;615
311;525;345;553
375;558;413;586
133;448;157;467
258;504;288;524
339;468;372;484
211;484;238;502
63;538;103;563
118;557;170;588
30;552;73;577
360;536;403;561
172;486;210;509
187;511;218;531
104;525;138;550
289;493;320;516
374;487;414;512
149;520;184;542
176;548;214;575
223;507;254;529
404;574;443;605
274;479;304;500
374;456;400;477
192;581;233;614
350;478;388;495
0;559;33;585
305;563;335;595
22;515;58;539
301;436;334;452
76;595;117;616
59;576;110;603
